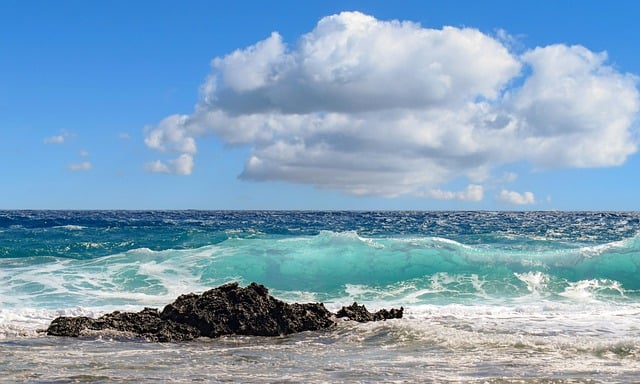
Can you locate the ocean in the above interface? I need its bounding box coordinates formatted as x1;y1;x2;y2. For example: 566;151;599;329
1;210;640;383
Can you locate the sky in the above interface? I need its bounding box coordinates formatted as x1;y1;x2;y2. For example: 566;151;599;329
1;0;640;210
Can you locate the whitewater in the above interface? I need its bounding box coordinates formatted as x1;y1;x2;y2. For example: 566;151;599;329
2;210;640;383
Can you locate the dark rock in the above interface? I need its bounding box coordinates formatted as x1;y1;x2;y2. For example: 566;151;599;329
336;302;404;322
160;282;335;337
47;307;200;342
46;282;403;342
47;316;94;338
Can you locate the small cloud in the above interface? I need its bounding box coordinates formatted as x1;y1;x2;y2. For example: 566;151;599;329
496;189;536;205
494;28;525;53
68;162;92;171
144;115;196;154
44;130;73;144
44;135;66;144
170;154;194;175
144;154;194;175
80;150;90;157
145;160;171;174
424;184;484;202
118;133;131;140
501;172;518;183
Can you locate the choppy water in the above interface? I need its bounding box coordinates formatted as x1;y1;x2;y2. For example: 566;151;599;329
1;210;640;382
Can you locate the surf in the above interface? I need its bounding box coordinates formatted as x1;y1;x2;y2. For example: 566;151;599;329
3;230;639;315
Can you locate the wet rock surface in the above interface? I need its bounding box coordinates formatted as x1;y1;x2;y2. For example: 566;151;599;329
335;302;404;322
47;282;403;342
160;282;336;338
47;307;201;342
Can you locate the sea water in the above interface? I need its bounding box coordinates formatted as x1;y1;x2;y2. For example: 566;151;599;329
1;210;640;383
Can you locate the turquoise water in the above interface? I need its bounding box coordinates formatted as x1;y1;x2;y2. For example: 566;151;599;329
1;211;640;382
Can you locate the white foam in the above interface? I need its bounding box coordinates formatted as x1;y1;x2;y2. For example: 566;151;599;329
514;271;550;295
395;236;471;250
53;225;86;230
317;230;385;249
560;278;626;300
0;307;107;338
0;246;223;314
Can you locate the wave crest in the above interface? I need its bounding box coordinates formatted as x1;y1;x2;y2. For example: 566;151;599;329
3;231;640;317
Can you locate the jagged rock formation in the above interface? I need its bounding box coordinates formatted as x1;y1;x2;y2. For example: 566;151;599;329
46;282;403;342
47;307;200;342
335;302;404;322
160;282;335;338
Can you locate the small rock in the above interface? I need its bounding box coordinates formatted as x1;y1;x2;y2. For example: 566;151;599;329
336;302;403;322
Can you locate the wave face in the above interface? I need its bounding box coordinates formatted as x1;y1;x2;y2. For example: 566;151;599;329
1;210;640;334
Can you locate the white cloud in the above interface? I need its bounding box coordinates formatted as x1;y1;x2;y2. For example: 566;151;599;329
212;32;290;93
508;45;639;168
144;114;197;155
68;162;92;171
144;12;640;199
170;154;194;175
144;154;194;175
496;189;536;205
144;160;171;174
80;150;89;157
118;133;131;140
44;135;66;144
423;184;484;201
44;130;75;144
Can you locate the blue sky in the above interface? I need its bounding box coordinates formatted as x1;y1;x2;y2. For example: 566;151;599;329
1;0;640;210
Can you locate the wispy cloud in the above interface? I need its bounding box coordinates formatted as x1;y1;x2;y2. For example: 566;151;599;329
44;135;66;144
44;130;74;144
423;185;484;202
144;160;171;174
68;162;92;171
144;12;639;201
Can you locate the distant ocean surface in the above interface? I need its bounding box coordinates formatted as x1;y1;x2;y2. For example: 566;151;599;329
2;210;640;383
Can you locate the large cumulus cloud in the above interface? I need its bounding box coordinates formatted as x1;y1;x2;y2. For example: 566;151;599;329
145;12;639;200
